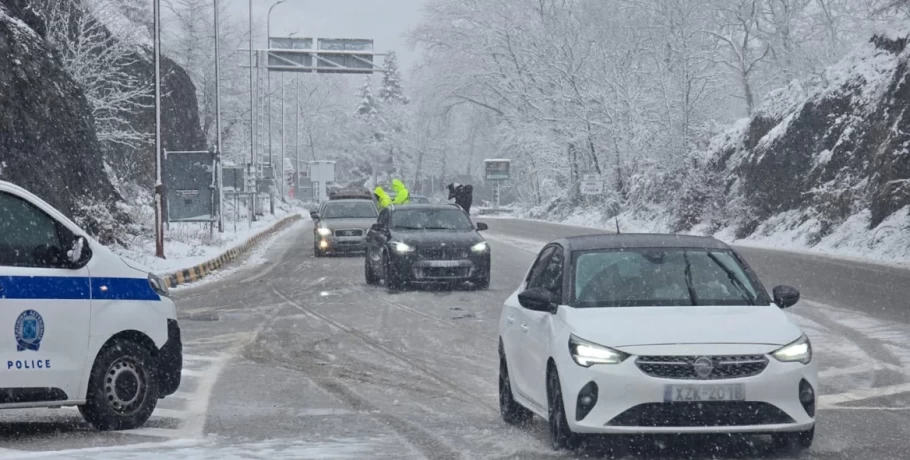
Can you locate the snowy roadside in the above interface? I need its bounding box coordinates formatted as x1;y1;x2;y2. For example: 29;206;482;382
501;205;910;269
110;201;309;282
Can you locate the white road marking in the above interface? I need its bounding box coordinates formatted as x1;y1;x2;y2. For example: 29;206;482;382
183;354;220;362
820;382;910;408
819;361;903;379
181;368;205;377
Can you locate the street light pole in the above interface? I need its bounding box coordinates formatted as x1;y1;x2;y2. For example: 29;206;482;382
214;0;224;233
248;0;257;221
153;0;164;258
267;0;287;171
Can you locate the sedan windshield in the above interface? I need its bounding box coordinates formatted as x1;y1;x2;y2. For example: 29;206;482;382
392;209;473;230
321;202;377;219
574;249;764;307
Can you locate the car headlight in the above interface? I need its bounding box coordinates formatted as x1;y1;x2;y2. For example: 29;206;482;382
772;334;812;364
393;242;415;253
148;273;169;297
569;334;629;367
317;227;332;236
471;241;488;253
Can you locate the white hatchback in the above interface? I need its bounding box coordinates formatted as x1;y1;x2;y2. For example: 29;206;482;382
498;234;817;451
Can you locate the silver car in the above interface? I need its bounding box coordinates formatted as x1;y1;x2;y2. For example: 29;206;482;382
311;199;379;257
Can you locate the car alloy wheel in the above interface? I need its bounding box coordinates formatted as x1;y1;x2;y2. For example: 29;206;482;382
547;368;579;450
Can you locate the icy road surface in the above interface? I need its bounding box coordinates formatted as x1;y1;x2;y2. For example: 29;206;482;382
3;218;910;459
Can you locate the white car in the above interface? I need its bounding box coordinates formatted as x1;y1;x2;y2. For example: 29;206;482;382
498;234;816;451
0;181;182;430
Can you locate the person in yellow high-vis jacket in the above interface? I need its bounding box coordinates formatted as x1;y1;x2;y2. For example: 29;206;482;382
391;179;410;205
374;186;392;210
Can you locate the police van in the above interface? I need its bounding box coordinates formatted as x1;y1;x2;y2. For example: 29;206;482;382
0;181;182;430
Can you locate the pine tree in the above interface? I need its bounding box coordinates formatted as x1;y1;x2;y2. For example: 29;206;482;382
355;76;379;116
378;51;409;105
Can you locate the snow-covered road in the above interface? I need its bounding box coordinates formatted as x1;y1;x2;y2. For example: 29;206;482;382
2;218;910;459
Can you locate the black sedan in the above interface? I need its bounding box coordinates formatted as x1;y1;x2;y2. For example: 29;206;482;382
364;204;490;291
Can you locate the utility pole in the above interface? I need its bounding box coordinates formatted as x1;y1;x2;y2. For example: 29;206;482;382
214;0;224;232
248;0;257;221
295;72;300;201
266;0;286;214
280;71;285;201
153;0;164;258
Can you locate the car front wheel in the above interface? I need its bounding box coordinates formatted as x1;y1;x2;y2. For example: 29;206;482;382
547;366;580;450
365;257;379;285
384;251;403;292
79;339;159;431
499;347;532;426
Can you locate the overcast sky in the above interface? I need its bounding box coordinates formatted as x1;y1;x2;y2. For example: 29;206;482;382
223;0;428;75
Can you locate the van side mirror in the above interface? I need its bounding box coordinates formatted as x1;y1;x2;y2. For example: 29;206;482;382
773;285;800;308
518;287;558;313
476;222;489;231
64;236;90;268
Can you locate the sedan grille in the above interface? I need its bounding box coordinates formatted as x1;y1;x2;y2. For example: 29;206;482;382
333;229;363;237
636;355;768;380
607;402;794;427
417;247;470;260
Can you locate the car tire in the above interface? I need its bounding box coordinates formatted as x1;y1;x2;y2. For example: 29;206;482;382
384;251;403;292
313;242;325;257
499;345;532;426
365;257;379;285
78;339;159;431
547;366;580;450
473;275;490;290
773;427;814;451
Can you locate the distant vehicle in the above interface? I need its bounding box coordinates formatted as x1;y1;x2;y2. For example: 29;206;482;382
310;199;379;257
498;234;816;451
410;195;430;204
0;181;182;431
364;204;490;291
329;189;373;201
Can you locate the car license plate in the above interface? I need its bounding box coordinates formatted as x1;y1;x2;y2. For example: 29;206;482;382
664;384;745;402
426;260;463;267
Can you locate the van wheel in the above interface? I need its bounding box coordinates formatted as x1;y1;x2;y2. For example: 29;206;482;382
79;340;159;431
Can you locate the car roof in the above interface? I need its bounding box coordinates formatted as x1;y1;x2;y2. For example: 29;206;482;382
389;203;460;211
323;198;374;205
555;233;731;252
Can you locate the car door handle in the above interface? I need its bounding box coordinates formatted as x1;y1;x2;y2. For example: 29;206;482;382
506;315;514;325
520;324;529;333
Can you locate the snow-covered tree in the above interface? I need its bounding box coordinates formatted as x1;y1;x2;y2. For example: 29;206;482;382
379;51;410;105
355;77;379;117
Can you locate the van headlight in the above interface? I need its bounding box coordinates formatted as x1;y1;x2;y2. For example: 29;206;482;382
772;335;812;364
393;242;415;253
569;334;628;367
471;242;488;253
148;273;170;297
317;227;332;236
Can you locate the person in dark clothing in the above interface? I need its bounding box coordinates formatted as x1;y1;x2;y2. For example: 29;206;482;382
447;183;473;213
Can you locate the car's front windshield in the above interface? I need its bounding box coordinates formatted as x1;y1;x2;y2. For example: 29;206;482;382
321;202;377;219
391;209;473;230
573;248;765;307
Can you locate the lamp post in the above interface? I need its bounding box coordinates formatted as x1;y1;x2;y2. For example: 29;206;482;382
248;0;257;221
153;0;164;258
214;0;224;232
266;0;287;170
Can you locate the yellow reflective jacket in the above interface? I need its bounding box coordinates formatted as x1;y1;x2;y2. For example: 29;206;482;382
391;179;409;205
374;186;392;209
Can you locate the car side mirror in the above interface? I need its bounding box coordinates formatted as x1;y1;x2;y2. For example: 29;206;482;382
773;285;800;309
66;236;90;268
370;222;385;233
476;222;489;231
309;211;319;221
518;287;558;313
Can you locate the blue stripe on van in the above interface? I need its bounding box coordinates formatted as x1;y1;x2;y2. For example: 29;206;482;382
0;276;160;302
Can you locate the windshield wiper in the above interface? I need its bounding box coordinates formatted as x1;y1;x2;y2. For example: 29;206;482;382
706;252;756;305
393;226;424;230
682;252;699;306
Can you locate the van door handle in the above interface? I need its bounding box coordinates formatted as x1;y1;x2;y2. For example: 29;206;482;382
506;315;514;325
520;324;529;333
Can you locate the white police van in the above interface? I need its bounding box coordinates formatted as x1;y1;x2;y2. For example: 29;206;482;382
0;181;181;430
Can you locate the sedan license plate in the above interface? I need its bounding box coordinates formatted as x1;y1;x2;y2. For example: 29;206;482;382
664;384;745;402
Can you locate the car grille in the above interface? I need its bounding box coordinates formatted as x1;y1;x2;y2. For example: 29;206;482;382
333;229;363;237
607;402;794;427
417;247;469;260
636;355;768;380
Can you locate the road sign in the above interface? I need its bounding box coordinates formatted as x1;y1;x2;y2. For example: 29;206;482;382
580;177;604;195
484;159;511;181
164;150;216;222
265;37;376;74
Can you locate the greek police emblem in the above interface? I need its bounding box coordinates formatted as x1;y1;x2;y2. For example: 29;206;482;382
15;310;44;352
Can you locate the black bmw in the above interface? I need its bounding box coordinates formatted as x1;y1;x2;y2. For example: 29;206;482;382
364;204;491;291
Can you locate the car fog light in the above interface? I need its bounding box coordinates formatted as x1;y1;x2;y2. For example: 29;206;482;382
799;379;815;417
575;381;598;421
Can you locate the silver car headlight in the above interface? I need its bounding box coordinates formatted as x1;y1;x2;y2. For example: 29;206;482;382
772;334;812;364
471;241;488;253
393;242;415;253
317;227;332;236
148;273;170;297
569;334;629;367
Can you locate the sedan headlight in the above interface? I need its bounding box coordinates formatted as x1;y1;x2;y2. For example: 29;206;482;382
569;334;629;367
317;227;332;236
148;273;169;297
471;241;489;253
772;334;812;364
393;242;415;253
